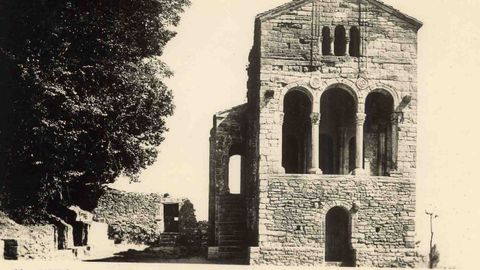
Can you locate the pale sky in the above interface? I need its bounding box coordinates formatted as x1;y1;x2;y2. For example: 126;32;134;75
110;0;480;268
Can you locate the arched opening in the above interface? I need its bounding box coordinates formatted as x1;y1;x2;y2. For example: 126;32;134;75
228;144;244;194
319;88;356;175
322;26;332;55
334;25;346;56
349;26;360;57
228;155;242;194
282;90;312;174
365;91;394;176
325;206;352;264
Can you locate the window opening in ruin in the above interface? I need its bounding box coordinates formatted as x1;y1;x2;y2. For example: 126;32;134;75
228;155;242;194
365;91;394;176
325;206;352;263
282;90;312;174
320;88;356;175
163;203;179;233
322;26;331;55
334;25;346;56
349;26;360;57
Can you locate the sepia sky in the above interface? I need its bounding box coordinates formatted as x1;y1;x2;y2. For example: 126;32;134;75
110;0;480;268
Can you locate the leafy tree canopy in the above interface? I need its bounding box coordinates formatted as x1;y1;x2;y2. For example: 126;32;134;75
0;0;190;222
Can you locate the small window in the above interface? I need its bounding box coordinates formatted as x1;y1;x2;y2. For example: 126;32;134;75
322;26;331;55
334;25;346;56
349;26;361;57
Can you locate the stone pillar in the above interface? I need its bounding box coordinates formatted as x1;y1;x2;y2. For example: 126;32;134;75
275;112;286;174
339;127;348;174
354;113;366;175
309;112;322;174
390;112;399;172
345;36;350;56
330;34;335;55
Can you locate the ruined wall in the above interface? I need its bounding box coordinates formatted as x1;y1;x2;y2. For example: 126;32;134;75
253;174;418;267
1;224;56;260
93;188;184;244
209;104;249;248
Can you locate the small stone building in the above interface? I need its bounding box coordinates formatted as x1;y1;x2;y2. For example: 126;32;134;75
93;188;191;245
208;0;422;267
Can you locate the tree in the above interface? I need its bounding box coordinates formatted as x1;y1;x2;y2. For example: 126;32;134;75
0;0;190;222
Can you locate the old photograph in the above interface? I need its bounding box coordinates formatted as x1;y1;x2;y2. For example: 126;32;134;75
1;0;479;269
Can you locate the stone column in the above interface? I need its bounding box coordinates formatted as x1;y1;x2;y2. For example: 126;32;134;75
339;127;348;174
354;113;366;175
390;112;399;172
345;36;350;56
309;112;322;174
330;34;335;55
275;112;286;174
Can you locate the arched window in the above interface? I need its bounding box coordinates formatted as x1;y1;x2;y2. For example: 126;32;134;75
322;26;331;55
319;88;356;175
334;25;346;56
365;91;394;176
325;207;352;264
282;90;312;174
349;26;360;57
228;155;242;194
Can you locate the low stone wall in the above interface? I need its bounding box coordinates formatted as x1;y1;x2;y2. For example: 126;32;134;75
93;188;185;244
249;247;324;266
1;225;56;260
254;174;418;267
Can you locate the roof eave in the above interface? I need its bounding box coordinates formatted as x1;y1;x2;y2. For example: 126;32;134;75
256;0;422;30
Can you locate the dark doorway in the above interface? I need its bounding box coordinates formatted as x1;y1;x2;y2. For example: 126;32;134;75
365;91;394;176
348;137;356;173
319;88;356;175
164;203;179;232
320;134;334;174
282;90;312;174
325;207;351;263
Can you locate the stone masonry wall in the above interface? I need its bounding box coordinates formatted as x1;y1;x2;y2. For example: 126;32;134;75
256;0;419;177
1;225;56;260
254;174;418;267
209;104;249;247
93;188;184;244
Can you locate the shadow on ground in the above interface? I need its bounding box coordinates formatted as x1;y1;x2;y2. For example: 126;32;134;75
85;246;246;265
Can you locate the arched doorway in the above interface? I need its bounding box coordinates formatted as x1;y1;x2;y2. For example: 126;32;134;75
319;88;356;175
365;91;394;176
282;90;312;174
325;206;351;263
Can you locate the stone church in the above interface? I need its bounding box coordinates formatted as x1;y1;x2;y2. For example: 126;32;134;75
208;0;421;267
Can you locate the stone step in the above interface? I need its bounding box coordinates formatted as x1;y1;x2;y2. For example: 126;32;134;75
324;261;344;267
52;249;76;261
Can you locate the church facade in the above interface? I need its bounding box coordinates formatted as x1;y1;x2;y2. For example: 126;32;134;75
208;0;422;267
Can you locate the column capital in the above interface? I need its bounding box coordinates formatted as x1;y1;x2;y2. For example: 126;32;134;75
356;113;366;125
310;112;320;125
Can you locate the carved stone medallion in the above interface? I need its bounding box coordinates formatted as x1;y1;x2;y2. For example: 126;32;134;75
309;76;322;89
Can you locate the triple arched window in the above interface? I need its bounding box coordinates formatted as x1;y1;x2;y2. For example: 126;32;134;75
321;25;361;57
